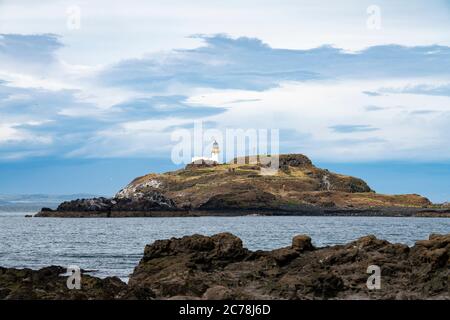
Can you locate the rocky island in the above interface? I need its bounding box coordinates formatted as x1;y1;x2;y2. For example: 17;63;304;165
0;233;448;300
35;154;450;217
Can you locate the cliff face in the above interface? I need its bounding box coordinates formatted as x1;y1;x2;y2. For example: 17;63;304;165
1;233;449;300
36;154;435;216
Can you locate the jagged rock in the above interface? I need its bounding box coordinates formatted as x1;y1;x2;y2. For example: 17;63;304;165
292;235;314;251
202;285;235;300
126;233;450;300
38;192;176;216
296;273;345;298
140;233;247;264
1;233;449;300
0;266;126;300
271;247;299;266
112;192;176;211
57;197;113;212
278;154;313;168
116;285;156;300
410;234;449;270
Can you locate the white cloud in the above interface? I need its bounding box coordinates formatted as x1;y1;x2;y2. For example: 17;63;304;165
66;118;188;158
0;123;52;145
186;79;450;161
0;8;450;163
1;0;450;65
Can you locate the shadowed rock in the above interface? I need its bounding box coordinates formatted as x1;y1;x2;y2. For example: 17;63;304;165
127;233;449;300
0;266;126;300
1;233;448;300
292;235;314;251
37;191;176;216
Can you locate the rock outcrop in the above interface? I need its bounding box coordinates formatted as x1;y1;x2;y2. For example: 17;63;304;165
1;233;448;300
35;153;446;217
37;192;177;217
127;233;449;300
0;266;126;300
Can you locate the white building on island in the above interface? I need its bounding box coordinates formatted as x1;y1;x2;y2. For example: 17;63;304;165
191;140;220;164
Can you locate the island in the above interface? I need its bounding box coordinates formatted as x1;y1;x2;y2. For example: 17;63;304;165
35;154;450;217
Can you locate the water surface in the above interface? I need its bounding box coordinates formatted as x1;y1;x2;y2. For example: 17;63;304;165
0;212;448;280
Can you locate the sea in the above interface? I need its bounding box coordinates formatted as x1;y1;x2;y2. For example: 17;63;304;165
0;212;448;281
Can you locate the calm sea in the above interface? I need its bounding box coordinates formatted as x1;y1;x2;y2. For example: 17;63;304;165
0;212;448;281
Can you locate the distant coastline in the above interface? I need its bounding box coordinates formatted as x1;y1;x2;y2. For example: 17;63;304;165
0;194;101;212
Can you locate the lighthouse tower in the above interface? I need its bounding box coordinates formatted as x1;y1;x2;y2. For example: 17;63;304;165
211;140;220;163
191;139;220;164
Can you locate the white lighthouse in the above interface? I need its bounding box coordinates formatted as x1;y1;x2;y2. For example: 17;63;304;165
211;140;220;162
191;139;221;164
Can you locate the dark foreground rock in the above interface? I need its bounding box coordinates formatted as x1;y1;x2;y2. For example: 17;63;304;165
0;266;127;300
1;233;448;300
128;233;449;300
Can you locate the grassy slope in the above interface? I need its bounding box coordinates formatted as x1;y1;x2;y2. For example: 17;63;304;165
120;155;431;210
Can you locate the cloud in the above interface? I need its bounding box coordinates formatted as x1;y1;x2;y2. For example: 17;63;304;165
163;120;218;132
98;35;450;93
0;81;101;158
409;109;438;115
0;75;226;159
362;91;382;97
99;34;323;92
1;33;450;162
364;105;385;111
223;98;262;104
0;34;63;77
0;33;62;63
0;84;86;117
381;83;450;97
109;95;227;120
329;125;379;133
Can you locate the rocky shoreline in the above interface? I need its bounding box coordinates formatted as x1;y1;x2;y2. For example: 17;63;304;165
35;206;450;218
1;233;448;300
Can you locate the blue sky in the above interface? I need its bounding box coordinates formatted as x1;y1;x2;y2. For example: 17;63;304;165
0;0;449;202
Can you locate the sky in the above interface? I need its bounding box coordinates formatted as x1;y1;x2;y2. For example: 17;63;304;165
0;0;449;202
